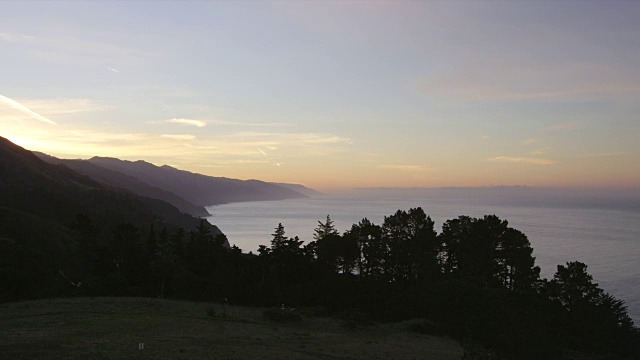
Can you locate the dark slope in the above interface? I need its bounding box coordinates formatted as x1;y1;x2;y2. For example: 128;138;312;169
0;136;221;239
1;136;229;301
88;157;307;206
34;152;210;217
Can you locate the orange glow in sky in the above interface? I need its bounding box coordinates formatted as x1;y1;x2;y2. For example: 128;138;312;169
1;1;639;191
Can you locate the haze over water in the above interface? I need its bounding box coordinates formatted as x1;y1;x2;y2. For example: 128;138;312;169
209;189;640;323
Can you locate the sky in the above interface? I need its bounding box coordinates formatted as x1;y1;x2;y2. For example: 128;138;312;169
1;1;639;191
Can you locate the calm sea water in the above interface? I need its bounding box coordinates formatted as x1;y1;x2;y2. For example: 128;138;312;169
207;195;640;323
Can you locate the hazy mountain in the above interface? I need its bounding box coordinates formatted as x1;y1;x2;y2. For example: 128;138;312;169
0;136;222;247
34;152;210;217
87;157;307;206
269;182;324;197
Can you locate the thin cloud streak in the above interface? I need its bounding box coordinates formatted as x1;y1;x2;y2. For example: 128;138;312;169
8;127;353;165
547;121;586;131
207;119;292;127
161;134;196;140
582;152;626;158
421;61;640;102
487;156;557;165
166;118;207;128
154;118;290;128
379;164;434;172
522;138;540;145
19;98;109;116
0;94;57;125
0;32;35;43
530;147;552;156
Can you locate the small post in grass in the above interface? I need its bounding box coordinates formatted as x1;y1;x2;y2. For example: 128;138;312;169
223;297;228;318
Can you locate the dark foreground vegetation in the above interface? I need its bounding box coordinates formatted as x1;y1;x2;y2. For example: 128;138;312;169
0;297;463;360
2;210;638;359
1;136;638;359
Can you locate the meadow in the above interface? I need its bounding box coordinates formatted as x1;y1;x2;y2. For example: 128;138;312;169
0;297;463;360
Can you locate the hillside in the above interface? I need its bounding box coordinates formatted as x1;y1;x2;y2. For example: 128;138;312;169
34;152;210;217
0;136;219;233
0;297;463;360
88;157;307;206
270;182;324;197
0;136;225;301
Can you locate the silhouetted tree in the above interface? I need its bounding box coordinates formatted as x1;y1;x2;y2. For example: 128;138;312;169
439;215;472;276
496;227;540;291
548;261;602;312
346;218;385;279
440;215;539;291
337;231;360;275
548;261;639;354
312;215;342;273
382;208;439;283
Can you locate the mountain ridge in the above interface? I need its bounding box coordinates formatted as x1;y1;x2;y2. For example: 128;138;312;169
35;152;211;217
87;156;308;206
0;135;223;240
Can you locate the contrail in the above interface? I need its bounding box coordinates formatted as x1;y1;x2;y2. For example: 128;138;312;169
0;94;57;125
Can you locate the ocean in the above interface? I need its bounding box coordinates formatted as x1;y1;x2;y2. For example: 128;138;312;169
207;193;640;323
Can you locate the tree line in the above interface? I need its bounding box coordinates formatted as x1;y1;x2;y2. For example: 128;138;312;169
1;208;638;359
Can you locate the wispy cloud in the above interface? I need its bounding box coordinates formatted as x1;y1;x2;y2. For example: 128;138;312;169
487;156;557;165
530;147;552;156
0;32;35;43
421;61;640;101
379;164;434;172
18;98;109;116
547;121;586;131
582;152;626;158
161;134;196;140
522;138;539;145
4;126;353;177
0;94;57;125
152;118;292;128
293;133;353;144
225;132;353;148
206;119;292;127
166;118;207;128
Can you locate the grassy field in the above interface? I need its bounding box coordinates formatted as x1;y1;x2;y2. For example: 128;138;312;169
0;297;463;360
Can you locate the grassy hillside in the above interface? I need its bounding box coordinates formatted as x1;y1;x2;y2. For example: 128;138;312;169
0;297;462;360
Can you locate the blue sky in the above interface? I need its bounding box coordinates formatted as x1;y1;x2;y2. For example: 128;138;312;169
1;1;639;190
